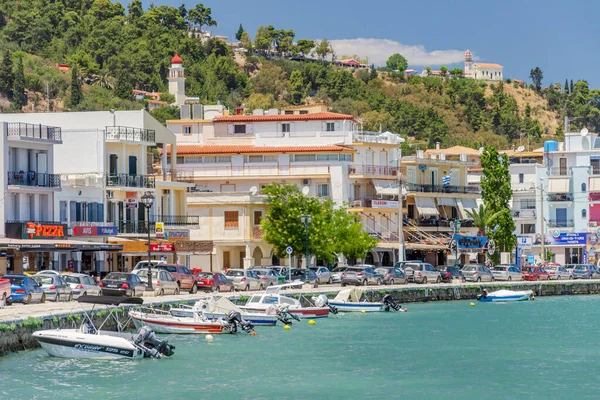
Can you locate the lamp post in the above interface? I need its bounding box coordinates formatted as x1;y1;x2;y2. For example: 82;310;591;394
141;191;155;290
300;214;312;282
451;220;461;267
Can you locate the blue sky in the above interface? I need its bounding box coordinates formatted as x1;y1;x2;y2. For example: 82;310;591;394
144;0;600;88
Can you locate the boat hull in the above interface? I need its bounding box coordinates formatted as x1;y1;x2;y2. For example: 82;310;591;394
129;311;226;334
241;306;329;319
204;312;278;326
328;301;383;312
33;330;143;359
478;290;533;302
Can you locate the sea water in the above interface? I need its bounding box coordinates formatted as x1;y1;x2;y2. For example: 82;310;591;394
2;295;600;399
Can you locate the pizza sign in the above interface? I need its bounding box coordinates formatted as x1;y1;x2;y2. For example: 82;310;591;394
26;222;66;239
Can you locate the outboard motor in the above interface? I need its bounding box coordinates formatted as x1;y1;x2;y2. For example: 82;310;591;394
275;305;300;325
476;289;488;301
382;294;401;312
313;294;338;315
225;310;255;334
134;326;176;358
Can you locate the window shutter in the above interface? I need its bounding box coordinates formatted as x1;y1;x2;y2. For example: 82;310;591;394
69;201;76;224
247;124;253;134
335;122;340;131
290;122;294;132
227;124;234;134
97;203;104;222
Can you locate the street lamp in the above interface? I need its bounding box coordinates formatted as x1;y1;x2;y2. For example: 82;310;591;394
141;191;155;291
300;214;312;282
451;220;461;267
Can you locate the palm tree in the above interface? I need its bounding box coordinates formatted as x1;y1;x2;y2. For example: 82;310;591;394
465;205;504;236
92;69;116;90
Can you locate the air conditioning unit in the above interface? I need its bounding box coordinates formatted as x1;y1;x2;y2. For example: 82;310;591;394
106;190;114;199
302;179;311;185
353;200;362;207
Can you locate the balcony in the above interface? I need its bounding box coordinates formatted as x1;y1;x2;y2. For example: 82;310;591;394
547;219;574;228
405;183;481;194
512;209;536;219
547;193;573;202
349;165;399;177
105;126;155;143
150;215;199;226
547;167;571;177
353;132;403;145
348;198;398;208
62;173;104;188
7;122;62;142
7;171;61;188
171;164;332;180
118;221;155;234
106;174;155;188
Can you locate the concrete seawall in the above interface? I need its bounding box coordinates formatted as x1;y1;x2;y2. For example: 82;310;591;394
2;280;600;357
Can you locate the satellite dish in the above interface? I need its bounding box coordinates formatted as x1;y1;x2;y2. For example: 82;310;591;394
517;145;525;152
301;186;310;195
581;128;589;137
478;147;485;154
249;186;258;196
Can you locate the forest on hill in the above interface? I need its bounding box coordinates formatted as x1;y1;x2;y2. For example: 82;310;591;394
0;0;598;151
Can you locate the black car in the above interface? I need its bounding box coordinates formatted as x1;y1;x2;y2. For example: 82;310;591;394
99;272;146;297
374;267;407;285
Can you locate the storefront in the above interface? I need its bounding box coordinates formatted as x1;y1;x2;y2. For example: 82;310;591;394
531;232;587;265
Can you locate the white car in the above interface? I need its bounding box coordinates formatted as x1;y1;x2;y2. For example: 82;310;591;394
492;265;523;281
35;270;60;276
310;267;332;284
330;267;347;283
63;273;101;298
133;269;179;296
544;265;572;280
253;268;279;286
225;269;263;291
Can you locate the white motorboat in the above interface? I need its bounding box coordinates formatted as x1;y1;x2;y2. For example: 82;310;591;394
170;296;280;326
32;296;175;360
323;289;406;312
477;289;534;302
239;283;330;319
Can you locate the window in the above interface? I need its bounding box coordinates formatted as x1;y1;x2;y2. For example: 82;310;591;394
185;156;202;163
293;154;316;162
281;123;291;133
326;122;335;132
582;183;587;192
340;154;352;162
521;224;535;234
204;156;216;163
217;156;232;163
183;126;192;135
316;154;339;161
520;199;536;210
284;110;294;115
224;211;239;229
582;209;587;218
317;183;330;197
247;155;263;163
176;156;184;164
60;201;67;223
519;173;524;184
246;155;278;163
254;211;262;225
234;125;246;134
299;110;308;115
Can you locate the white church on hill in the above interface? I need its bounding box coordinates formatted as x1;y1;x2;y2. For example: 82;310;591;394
464;49;503;81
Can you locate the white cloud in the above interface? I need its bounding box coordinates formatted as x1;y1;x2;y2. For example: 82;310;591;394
328;38;468;67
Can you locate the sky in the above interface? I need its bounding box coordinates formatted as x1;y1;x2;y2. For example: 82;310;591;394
144;0;600;88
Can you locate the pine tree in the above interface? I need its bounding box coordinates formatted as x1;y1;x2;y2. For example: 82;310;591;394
564;79;569;94
570;79;574;94
12;56;26;109
370;64;378;80
235;24;244;41
69;65;82;107
0;49;14;99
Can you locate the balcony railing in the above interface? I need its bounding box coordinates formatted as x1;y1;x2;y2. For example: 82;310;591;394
62;173;104;188
150;215;199;226
405;183;481;194
170;164;332;180
366;230;399;242
547;167;571;177
105;126;155;143
348;198;398;208
7;171;61;188
353;132;403;145
349;165;399;176
106;174;155;188
547;193;573;202
118;221;154;234
7;122;62;141
512;209;536;219
547;219;574;228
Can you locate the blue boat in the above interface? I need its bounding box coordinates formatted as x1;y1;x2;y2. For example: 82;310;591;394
477;289;533;302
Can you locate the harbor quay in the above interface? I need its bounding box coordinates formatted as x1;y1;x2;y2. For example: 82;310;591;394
3;279;600;357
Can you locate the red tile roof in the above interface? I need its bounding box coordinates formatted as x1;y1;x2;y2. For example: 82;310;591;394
213;112;359;124
164;144;354;156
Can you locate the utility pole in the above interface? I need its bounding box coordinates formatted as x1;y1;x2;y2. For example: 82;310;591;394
397;160;405;263
538;183;545;263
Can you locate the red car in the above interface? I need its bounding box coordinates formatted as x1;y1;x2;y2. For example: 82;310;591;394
521;266;550;281
195;272;233;292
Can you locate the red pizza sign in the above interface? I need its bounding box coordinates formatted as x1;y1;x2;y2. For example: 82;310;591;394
149;243;174;252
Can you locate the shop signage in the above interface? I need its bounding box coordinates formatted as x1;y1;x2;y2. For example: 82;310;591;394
25;222;67;239
517;236;532;249
155;222;164;239
534;232;587;246
165;230;190;240
175;241;214;253
125;192;138;209
371;200;399;209
73;226;119;236
149;243;175;252
453;234;488;252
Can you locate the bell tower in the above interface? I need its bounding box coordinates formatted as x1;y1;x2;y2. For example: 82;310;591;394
168;53;185;106
464;49;473;74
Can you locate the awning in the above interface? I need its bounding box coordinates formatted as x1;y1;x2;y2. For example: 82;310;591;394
590;177;600;192
467;175;481;184
415;197;439;217
437;198;456;207
457;198;479;219
373;179;399;196
0;238;123;252
547;178;570;194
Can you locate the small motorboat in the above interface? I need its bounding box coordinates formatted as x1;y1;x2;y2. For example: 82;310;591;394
239;283;330;319
477;289;534;302
325;289;407;312
129;307;254;334
170;296;279;326
32;296;175;360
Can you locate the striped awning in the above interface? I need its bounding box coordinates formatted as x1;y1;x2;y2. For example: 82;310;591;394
590;177;600;192
415;197;439;217
373;179;399;196
547;178;570;194
437;198;457;207
457;198;479;219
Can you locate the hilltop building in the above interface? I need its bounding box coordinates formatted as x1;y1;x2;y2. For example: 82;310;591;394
464;49;503;81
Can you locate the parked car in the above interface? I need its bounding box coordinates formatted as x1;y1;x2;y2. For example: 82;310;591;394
437;266;458;283
572;264;600;279
133;269;179;296
286;269;318;287
34;270;60;276
99;272;146;297
225;269;263;291
521;266;550;281
461;264;494;282
4;274;46;304
330;267;348;283
402;262;441;284
253;268;280;287
266;266;288;276
374;267;407;285
442;266;465;282
341;265;383;286
132;260;167;271
310;267;332;284
32;274;73;302
195;272;233;292
157;265;197;293
564;264;577;274
63;273;101;298
492;265;523;281
543;264;573;280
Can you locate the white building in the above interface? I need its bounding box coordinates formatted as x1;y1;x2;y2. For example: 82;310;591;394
168;53;185;106
464;49;503;81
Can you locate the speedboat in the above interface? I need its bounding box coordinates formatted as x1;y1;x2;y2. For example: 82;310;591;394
239;283;330;319
32;296;175;360
170;296;279;326
477;289;534;302
129;307;254;334
324;289;406;312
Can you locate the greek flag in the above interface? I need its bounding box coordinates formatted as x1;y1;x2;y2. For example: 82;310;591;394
442;171;451;187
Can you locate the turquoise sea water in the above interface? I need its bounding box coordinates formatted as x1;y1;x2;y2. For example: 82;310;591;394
2;295;600;399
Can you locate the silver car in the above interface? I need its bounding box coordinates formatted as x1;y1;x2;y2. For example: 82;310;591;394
492;265;523;281
403;262;441;284
63;273;101;298
462;264;494;282
310;267;332;284
330;267;347;283
133;269;180;296
253;268;279;287
32;274;73;302
544;265;572;280
225;269;263;291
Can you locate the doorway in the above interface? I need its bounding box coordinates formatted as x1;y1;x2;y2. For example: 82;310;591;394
223;251;230;270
